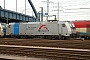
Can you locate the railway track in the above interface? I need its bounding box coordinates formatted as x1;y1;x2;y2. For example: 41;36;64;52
0;38;90;49
0;45;90;60
0;38;90;60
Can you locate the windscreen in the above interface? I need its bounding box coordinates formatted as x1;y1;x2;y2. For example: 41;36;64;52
68;22;76;29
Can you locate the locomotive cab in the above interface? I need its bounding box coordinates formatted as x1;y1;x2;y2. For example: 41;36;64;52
67;21;76;38
0;23;4;37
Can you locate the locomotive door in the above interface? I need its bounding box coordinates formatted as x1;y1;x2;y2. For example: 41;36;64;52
14;23;19;35
59;24;67;35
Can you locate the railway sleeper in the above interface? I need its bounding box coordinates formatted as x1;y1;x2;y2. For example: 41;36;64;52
66;57;88;60
66;54;90;59
19;52;90;60
0;50;90;60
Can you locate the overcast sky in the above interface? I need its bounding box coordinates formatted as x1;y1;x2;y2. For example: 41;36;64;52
0;0;90;21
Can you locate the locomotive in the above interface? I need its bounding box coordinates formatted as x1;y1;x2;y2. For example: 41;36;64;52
6;20;76;39
1;20;90;40
0;23;6;37
73;20;90;39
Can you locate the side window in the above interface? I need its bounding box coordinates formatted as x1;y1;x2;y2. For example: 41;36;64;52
8;25;11;28
62;24;65;27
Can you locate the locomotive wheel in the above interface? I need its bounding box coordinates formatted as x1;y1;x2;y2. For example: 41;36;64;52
61;36;66;40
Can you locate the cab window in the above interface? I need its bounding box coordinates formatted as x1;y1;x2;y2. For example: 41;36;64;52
8;25;11;28
62;24;65;27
